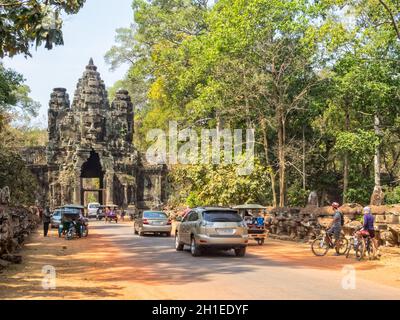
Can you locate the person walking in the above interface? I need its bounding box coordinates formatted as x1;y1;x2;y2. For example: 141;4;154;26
43;207;51;237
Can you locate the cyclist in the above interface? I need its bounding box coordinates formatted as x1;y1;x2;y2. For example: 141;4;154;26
327;202;343;255
360;206;379;258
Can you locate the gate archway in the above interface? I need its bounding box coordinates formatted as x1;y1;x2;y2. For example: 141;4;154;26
80;150;104;206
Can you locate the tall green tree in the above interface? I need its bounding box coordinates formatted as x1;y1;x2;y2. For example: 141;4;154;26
0;0;86;57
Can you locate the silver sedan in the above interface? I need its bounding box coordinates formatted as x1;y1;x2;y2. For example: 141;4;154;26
134;211;172;237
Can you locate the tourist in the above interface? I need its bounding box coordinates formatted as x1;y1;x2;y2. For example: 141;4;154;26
43;207;51;237
327;202;343;255
362;206;379;258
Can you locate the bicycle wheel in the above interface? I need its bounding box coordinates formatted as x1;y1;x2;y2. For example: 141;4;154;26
335;236;349;255
365;238;376;260
346;238;354;258
311;236;329;256
355;237;366;261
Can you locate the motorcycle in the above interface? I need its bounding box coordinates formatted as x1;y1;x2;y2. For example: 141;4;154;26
65;221;78;240
80;218;89;237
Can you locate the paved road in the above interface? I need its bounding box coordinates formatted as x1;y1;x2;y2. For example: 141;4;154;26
1;221;400;299
90;221;400;299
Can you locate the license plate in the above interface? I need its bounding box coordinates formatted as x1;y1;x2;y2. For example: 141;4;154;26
217;228;235;235
152;221;163;225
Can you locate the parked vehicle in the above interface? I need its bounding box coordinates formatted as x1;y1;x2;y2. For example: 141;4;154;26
233;204;268;245
134;211;172;236
87;202;100;218
50;208;63;228
175;207;248;257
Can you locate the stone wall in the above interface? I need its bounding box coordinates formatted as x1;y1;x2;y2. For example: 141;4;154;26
265;204;400;247
0;205;39;269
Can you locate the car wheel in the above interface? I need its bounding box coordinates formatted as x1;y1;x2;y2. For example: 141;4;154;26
175;234;184;251
234;247;246;257
190;236;201;257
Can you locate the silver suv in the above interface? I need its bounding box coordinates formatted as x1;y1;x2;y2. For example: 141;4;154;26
175;207;248;257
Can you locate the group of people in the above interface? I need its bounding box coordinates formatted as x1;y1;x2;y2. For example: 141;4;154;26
328;202;379;258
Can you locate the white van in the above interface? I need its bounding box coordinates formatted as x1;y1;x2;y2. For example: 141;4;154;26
87;203;100;218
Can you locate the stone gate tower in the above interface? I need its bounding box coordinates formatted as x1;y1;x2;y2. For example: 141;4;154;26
43;58;166;209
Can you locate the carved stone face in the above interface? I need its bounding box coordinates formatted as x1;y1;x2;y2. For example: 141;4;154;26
81;114;104;143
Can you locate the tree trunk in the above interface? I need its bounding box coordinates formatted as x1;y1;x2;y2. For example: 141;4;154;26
277;108;286;207
302;125;306;190
371;113;384;205
261;118;277;207
343;103;350;204
374;114;381;187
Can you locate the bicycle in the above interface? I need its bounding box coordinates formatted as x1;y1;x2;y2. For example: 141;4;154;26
311;227;348;256
346;227;376;261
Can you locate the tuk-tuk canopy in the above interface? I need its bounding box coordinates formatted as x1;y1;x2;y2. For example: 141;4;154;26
233;204;267;210
63;204;84;210
61;204;84;215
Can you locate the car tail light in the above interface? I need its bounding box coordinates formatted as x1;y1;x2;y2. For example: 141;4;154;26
143;219;149;225
167;220;172;225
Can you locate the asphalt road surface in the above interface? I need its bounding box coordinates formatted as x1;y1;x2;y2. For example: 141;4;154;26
1;221;400;300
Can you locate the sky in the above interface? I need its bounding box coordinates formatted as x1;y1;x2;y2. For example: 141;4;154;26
2;0;134;128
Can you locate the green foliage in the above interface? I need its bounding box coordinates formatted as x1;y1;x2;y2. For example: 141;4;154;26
345;188;371;204
0;0;86;57
0;63;40;129
385;186;400;205
170;157;272;207
107;0;400;206
0;147;38;205
334;130;380;163
287;183;310;207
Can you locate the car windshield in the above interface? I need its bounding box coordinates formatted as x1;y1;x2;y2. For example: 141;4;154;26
53;211;61;217
144;212;167;219
89;204;100;208
203;211;242;222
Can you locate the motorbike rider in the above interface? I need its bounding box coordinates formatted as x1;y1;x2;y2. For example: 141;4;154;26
327;202;343;255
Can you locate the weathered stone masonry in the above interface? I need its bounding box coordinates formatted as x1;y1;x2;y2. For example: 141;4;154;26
21;59;166;210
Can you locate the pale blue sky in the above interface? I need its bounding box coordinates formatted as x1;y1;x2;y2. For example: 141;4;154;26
2;0;134;128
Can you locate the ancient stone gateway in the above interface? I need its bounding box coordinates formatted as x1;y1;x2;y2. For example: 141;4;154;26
22;59;166;210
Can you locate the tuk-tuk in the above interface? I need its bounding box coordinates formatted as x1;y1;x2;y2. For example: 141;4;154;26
96;205;107;220
104;204;119;223
233;204;268;245
59;204;88;239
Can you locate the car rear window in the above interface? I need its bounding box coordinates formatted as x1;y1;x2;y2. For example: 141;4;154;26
89;204;100;208
144;212;167;219
203;211;242;222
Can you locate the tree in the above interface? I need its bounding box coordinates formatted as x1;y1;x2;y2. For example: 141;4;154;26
0;0;86;57
0;63;40;129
